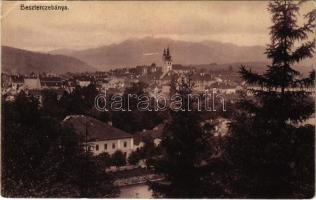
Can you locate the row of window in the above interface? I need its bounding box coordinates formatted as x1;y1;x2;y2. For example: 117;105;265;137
94;141;128;151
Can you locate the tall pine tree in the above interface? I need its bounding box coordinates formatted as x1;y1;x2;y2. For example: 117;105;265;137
225;0;315;198
148;74;218;198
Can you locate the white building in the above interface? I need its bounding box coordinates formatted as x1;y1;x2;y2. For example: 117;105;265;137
40;77;64;89
24;77;41;90
104;77;125;90
62;115;134;157
77;80;91;87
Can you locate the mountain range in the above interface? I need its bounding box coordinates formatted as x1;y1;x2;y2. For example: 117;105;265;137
2;37;315;74
2;46;93;74
50;37;269;70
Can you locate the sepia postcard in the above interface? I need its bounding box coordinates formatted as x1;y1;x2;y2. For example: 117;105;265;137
1;0;315;198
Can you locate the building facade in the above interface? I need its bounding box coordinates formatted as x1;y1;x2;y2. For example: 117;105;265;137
62;115;134;157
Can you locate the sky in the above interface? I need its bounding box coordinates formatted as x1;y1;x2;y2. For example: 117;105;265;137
2;1;315;51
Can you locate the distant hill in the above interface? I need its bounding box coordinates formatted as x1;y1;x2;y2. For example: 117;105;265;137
49;37;315;71
49;48;77;55
194;62;270;73
2;46;94;74
194;61;314;75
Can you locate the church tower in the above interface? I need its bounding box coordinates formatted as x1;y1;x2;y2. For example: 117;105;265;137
162;47;172;73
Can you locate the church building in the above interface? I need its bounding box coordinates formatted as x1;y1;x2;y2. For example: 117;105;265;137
162;47;172;73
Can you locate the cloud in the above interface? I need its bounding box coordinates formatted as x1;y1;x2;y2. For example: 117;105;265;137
2;1;314;51
143;52;159;56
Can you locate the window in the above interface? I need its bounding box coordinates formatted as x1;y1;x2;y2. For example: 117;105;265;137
124;141;127;148
88;146;94;151
104;143;107;150
112;143;115;149
95;144;99;151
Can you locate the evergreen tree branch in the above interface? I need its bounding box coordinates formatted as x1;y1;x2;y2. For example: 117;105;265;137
290;40;315;63
293;70;315;88
239;65;267;87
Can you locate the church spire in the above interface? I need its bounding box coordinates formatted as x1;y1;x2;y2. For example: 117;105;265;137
162;47;173;74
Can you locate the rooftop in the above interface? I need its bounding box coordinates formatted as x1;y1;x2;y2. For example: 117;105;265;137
11;76;24;83
133;124;164;145
40;77;63;82
62;115;133;142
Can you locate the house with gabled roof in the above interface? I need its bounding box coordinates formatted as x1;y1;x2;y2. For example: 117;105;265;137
40;76;64;89
62;115;134;157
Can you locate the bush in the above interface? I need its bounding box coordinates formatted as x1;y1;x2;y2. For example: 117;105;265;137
94;152;112;168
128;150;142;165
111;150;126;167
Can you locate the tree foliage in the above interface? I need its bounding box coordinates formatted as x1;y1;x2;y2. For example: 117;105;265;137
225;0;315;198
59;84;99;116
111;82;165;133
1;91;119;197
148;75;217;198
128;150;142;165
111;150;127;167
